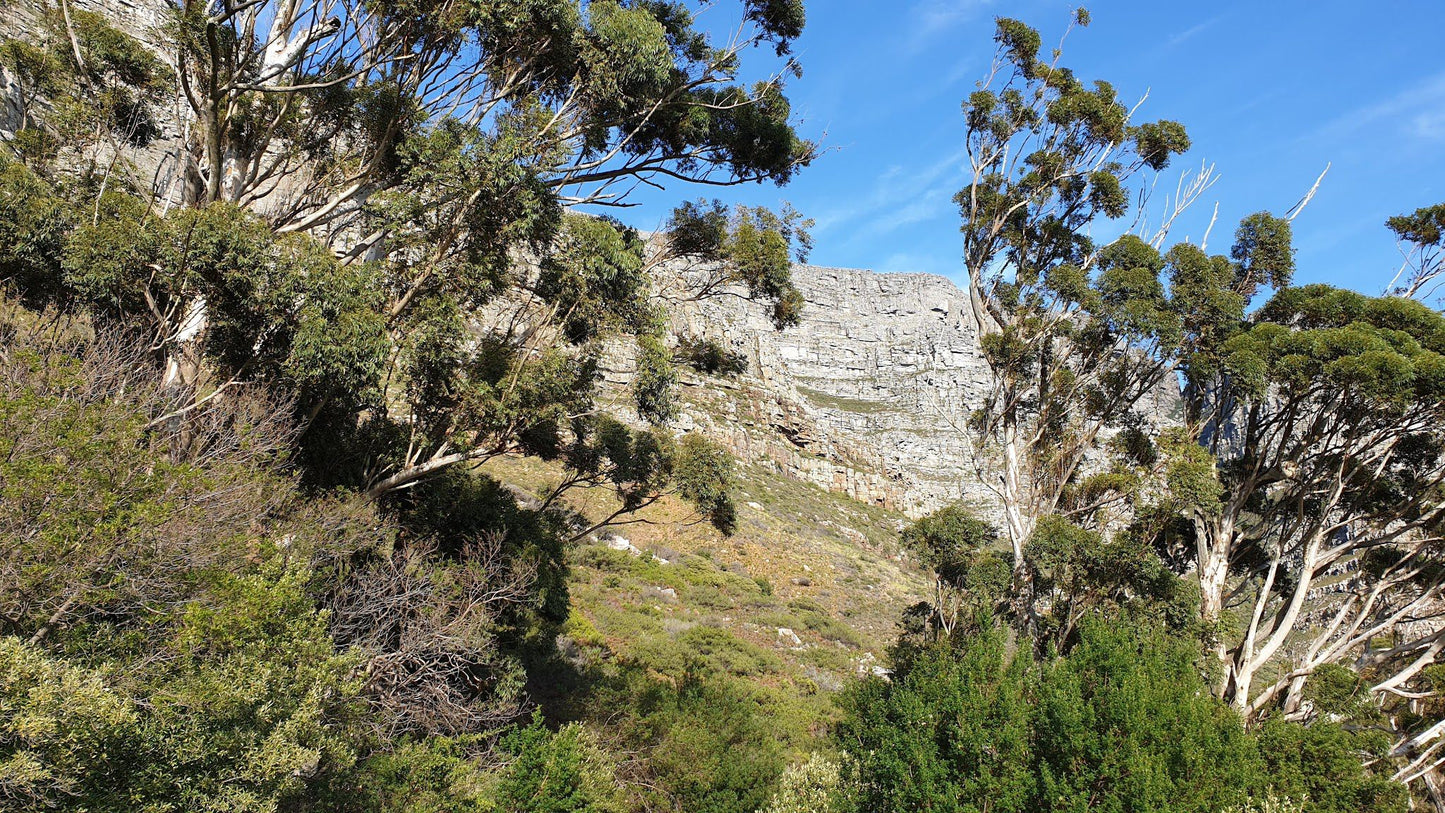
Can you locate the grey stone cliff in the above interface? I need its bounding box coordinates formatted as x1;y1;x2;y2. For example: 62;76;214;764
605;265;999;518
604;263;1184;520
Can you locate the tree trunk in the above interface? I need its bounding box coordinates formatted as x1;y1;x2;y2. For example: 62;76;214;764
1194;514;1235;697
997;415;1044;646
1195;515;1231;626
162;297;208;391
1423;769;1445;813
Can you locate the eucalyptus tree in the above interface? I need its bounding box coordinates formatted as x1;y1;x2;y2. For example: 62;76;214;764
2;1;813;515
165;0;814;497
1168;278;1445;700
1387;203;1445;301
952;12;1201;633
162;0;813;214
1132;211;1445;807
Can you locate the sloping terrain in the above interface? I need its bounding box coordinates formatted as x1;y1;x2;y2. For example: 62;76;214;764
480;454;931;725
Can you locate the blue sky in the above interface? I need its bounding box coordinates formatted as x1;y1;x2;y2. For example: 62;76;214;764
609;0;1445;295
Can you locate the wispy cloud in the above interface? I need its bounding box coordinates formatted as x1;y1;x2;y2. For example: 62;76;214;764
1410;109;1445;141
1166;15;1223;49
811;147;968;240
1317;72;1445;142
872;197;949;233
914;0;982;30
902;0;994;55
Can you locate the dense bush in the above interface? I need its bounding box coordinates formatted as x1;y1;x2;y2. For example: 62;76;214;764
676;336;750;376
838;619;1404;813
0;305;604;811
625;675;787;813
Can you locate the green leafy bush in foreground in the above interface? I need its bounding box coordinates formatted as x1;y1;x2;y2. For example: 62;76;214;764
836;619;1406;813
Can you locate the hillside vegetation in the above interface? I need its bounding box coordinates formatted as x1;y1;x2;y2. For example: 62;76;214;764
4;2;1445;812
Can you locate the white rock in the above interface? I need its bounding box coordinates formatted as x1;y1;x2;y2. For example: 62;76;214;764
604;534;642;556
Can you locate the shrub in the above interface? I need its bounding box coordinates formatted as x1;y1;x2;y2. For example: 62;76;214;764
493;715;626;813
676;336;749;375
761;753;847;813
630;676;786;813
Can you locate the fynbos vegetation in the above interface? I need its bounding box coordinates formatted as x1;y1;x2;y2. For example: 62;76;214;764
2;3;1444;811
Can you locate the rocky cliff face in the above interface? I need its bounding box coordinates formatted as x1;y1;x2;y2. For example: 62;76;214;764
1;0;189;208
604;265;998;519
604;262;1183;520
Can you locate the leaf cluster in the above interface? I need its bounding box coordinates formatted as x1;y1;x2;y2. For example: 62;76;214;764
841;620;1402;813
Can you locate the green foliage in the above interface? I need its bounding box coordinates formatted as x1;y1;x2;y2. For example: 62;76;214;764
128;569;367;812
1;9;172;153
377;115;559;308
0;157;74;307
1157;427;1225;513
1030;620;1261;812
673;432;739;533
2;0;815;528
900;503;1005;595
901;503;1185;651
12;6;1431;811
633;333;678;424
677;335;750;375
665;199;812;328
1160;185;1445;809
0;569;371;813
0;39;65;155
1232;212;1296;294
743;0;807;54
632;625;782;678
62;9;173;93
842;620;1270;813
153;0;816;213
1095;234;1181;344
538;215;652;343
0;40;64;101
0;164;390;419
761;753;846;813
1226;795;1306;813
0;639;135;811
1387;203;1445;248
1256;720;1407;813
1221;285;1445;405
492;714;626;813
1026;515;1184;644
953;15;1222;645
839;622;1034;813
1;313;282;639
141;203;388;393
0;307;581;811
340;738;492;813
0;2;834;810
724;204;811;328
1302;664;1373;718
626;675;787;813
1385;202;1445;298
1167;241;1248;380
385;465;576;636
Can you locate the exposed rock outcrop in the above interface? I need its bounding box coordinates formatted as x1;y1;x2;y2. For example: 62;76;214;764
603;265;990;518
704;265;998;517
604;263;1182;520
